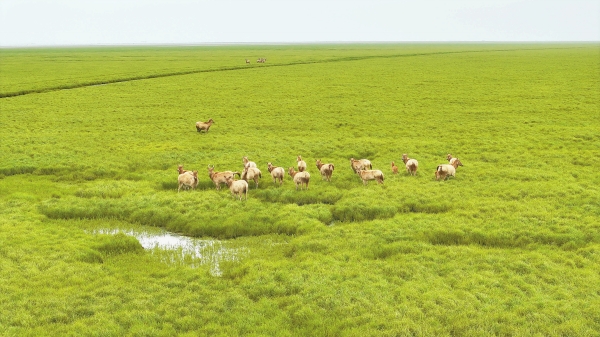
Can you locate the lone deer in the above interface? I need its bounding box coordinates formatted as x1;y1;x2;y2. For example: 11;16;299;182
195;119;214;133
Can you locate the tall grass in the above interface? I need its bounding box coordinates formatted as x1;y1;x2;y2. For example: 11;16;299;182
0;43;599;336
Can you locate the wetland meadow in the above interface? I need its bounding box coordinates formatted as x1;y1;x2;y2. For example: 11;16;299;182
1;43;599;336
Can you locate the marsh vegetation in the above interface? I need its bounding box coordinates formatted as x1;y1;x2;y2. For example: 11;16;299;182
1;43;599;336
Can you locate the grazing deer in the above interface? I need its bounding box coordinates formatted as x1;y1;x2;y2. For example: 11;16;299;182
357;169;384;185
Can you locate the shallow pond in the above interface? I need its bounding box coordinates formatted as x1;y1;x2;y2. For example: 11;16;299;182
90;228;245;276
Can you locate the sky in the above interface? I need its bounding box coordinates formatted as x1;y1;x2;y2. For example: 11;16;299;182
0;0;599;47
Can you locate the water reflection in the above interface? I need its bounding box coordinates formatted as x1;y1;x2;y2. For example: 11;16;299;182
90;228;244;276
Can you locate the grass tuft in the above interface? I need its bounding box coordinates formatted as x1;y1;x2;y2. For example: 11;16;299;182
253;186;343;205
94;233;144;256
331;201;397;222
0;166;36;176
77;249;104;263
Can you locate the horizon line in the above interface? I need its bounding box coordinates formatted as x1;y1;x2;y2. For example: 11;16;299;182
2;41;599;49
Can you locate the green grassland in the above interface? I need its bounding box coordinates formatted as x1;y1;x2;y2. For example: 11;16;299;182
1;44;599;336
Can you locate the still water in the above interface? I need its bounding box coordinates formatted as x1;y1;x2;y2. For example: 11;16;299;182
90;228;245;276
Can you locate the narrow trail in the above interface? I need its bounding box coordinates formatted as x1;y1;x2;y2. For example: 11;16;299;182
0;46;582;99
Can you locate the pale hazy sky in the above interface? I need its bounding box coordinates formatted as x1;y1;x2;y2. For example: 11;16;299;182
1;0;599;47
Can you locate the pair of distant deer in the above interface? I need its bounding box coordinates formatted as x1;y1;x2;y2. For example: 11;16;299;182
246;58;266;64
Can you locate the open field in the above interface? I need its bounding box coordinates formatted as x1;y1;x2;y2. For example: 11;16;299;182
1;44;599;336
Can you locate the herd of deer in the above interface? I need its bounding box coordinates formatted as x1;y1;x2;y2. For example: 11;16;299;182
177;154;464;200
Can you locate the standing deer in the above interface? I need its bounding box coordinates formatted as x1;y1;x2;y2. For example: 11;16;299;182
391;162;399;174
316;159;335;182
402;154;419;176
